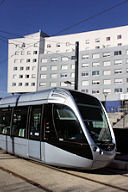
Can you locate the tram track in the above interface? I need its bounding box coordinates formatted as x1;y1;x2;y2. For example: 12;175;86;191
0;151;128;192
28;159;128;192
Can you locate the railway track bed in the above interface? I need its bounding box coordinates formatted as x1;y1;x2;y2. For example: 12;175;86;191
0;150;128;192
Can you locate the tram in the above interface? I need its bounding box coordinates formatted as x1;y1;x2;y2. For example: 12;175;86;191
0;88;116;170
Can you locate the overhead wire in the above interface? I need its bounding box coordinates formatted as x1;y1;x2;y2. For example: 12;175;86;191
52;0;128;36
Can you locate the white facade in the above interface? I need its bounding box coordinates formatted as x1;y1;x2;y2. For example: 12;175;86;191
8;31;47;93
7;25;128;105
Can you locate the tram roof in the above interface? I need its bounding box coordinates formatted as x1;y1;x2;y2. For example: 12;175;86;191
0;88;71;108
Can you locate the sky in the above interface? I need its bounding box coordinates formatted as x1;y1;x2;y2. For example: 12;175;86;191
1;0;128;97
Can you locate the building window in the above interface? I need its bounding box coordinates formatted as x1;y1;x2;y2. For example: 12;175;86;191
33;51;37;54
61;65;68;70
103;89;111;94
71;73;75;78
12;82;16;86
61;57;69;61
118;43;122;46
51;66;57;71
82;54;89;59
41;58;48;63
47;44;51;48
26;59;30;62
71;64;75;69
82;81;89;86
92;62;100;67
26;66;30;70
34;43;38;47
92;71;100;76
60;73;67;78
103;52;110;57
27;51;31;55
81;72;89;77
92;90;100;94
114;60;122;65
33;59;37;62
31;82;35;86
114;51;122;56
71;56;76;60
92;80;100;85
106;37;110;41
25;75;29;78
51;82;57;87
60;82;67;87
32;74;36;78
13;67;17;71
25;83;29;86
114;88;122;93
103;70;111;75
19;75;23;78
95;38;100;43
51;57;58;62
15;51;19;55
114;69;122;74
13;74;17;79
20;59;24;63
85;40;90;44
92;53;100;59
82;63;89;67
95;46;100;49
103;61;111;66
39;82;46;87
21;51;25;55
117;35;122;39
51;74;57;78
20;67;24;71
104;79;111;85
40;74;47;79
114;78;123;84
66;42;70;46
41;66;47;71
14;59;19;63
56;43;60;47
32;66;36;70
81;89;88;93
18;82;22;86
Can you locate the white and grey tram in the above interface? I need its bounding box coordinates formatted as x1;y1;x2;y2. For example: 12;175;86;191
0;88;116;170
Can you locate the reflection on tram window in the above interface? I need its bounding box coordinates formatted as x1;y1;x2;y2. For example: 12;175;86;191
29;106;41;140
0;108;12;135
78;104;111;144
12;107;28;138
53;104;86;142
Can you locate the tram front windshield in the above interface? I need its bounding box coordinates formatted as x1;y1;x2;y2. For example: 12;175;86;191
70;91;113;149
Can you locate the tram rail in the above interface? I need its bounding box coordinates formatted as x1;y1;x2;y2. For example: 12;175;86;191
0;150;128;192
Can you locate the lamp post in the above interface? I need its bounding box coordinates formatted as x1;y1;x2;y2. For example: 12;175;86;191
103;92;108;111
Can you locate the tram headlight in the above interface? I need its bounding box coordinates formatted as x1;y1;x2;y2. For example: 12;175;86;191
93;146;103;155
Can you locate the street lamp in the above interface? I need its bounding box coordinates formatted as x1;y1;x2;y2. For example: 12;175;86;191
103;92;108;110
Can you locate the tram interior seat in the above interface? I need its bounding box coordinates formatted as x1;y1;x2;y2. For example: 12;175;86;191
18;128;26;137
2;126;10;134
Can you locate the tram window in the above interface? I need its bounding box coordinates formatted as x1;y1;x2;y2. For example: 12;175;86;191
11;107;28;138
43;104;57;141
29;106;42;140
0;108;12;135
53;104;86;142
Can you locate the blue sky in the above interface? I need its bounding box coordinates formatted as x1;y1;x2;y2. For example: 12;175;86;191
0;0;128;97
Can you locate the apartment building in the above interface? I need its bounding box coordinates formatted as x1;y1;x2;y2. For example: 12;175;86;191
8;25;128;111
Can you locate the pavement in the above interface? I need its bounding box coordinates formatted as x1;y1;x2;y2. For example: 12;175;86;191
0;150;128;192
108;154;128;170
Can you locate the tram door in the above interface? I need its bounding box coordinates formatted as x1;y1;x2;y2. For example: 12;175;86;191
28;105;42;160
